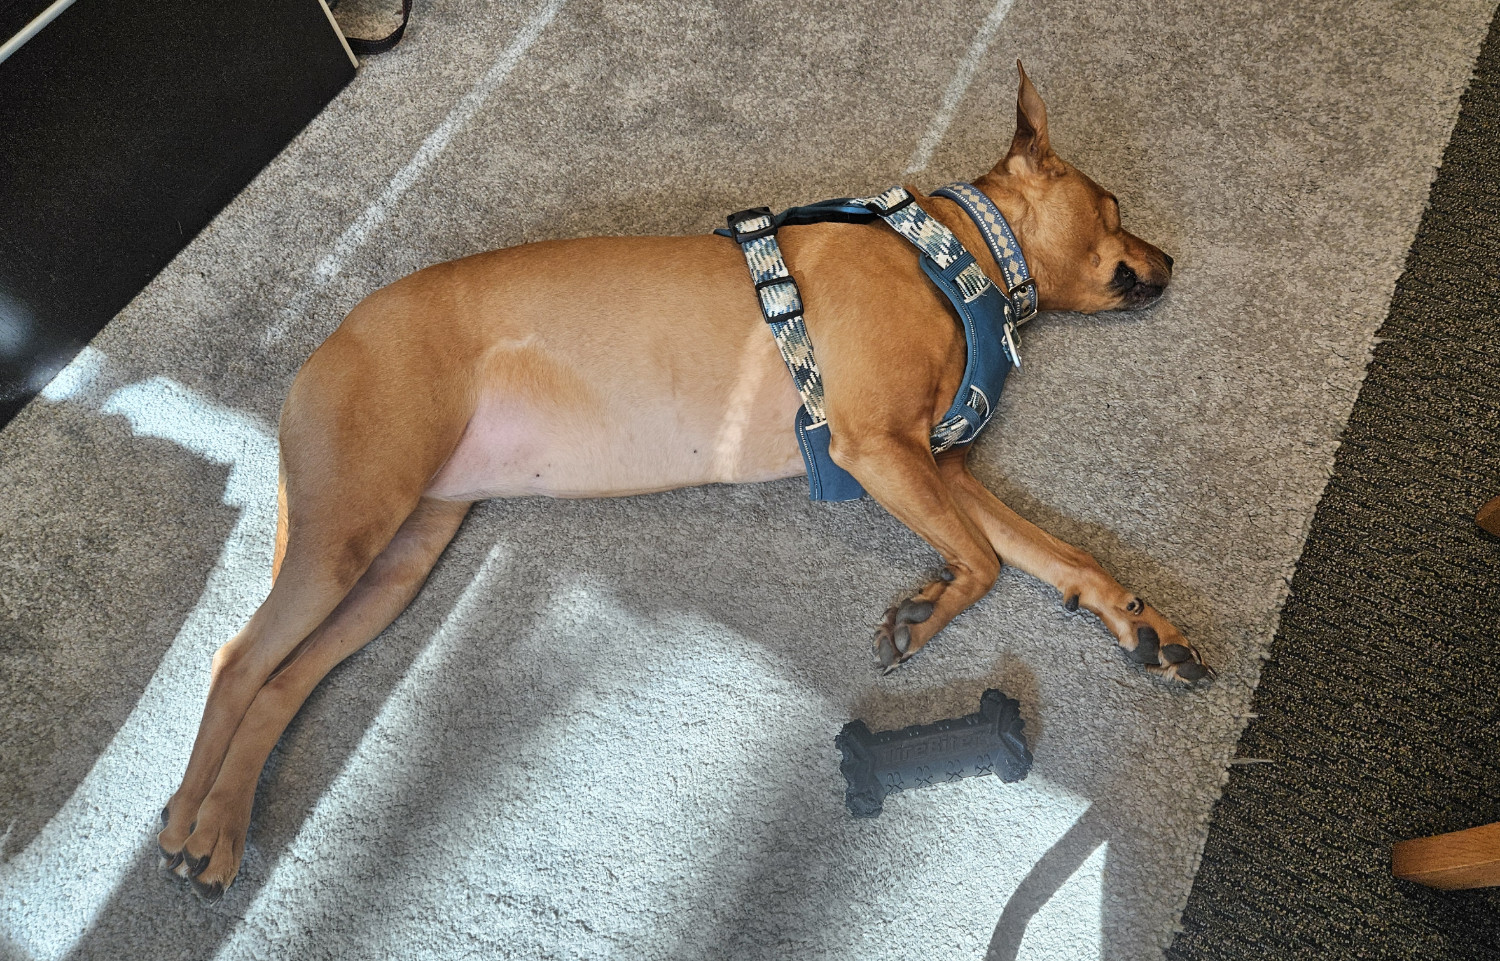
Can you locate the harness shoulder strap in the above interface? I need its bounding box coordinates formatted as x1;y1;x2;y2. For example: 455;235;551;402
858;187;993;306
724;206;867;499
723;207;828;427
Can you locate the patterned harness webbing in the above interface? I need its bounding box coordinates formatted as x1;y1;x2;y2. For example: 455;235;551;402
723;208;831;425
721;184;1037;500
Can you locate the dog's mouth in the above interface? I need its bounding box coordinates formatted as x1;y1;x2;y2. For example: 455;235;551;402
1117;284;1166;311
1111;261;1169;311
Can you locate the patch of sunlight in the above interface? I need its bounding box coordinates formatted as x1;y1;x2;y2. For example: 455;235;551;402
212;575;807;961
0;376;276;961
1018;841;1106;961
37;344;104;403
209;544;513;960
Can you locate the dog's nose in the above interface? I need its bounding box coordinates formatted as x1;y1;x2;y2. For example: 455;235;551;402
1113;260;1165;309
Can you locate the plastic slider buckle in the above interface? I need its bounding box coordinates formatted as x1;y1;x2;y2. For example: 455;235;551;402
726;206;777;244
754;275;803;323
754;274;797;292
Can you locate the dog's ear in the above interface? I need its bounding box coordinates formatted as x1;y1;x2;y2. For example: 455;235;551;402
1000;61;1061;176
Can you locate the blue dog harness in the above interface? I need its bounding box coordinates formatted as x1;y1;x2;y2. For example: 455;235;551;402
719;183;1038;500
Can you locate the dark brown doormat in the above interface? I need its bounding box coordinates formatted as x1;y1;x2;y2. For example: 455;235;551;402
1167;7;1500;959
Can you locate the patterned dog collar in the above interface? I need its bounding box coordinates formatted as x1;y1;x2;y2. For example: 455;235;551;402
932;182;1039;325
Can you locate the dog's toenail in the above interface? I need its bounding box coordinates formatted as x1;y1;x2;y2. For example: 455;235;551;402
193;879;225;904
1126;597;1145;615
894;624;911;654
1176;661;1209;682
898;600;933;624
1129;625;1160;664
1161;643;1191;664
160;805;171;827
1064;594;1079;612
184;852;210;878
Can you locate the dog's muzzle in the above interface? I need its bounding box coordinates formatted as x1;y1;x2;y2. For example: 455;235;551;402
1112;261;1169;309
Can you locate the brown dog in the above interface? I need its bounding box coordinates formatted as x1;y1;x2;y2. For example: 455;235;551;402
156;64;1200;900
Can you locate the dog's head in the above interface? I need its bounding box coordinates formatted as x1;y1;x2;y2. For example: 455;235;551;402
975;63;1172;314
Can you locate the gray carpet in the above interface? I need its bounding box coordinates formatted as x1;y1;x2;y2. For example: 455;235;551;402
1168;6;1500;956
0;1;1493;959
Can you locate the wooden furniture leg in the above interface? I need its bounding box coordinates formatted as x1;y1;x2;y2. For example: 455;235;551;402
1477;495;1500;536
1392;822;1500;890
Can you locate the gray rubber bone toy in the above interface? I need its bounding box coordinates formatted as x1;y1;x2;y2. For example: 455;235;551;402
835;689;1033;817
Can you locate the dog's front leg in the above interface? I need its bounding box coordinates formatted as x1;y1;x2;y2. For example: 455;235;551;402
829;433;1001;671
940;458;1211;683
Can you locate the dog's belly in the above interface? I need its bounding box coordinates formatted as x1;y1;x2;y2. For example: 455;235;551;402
424;335;806;501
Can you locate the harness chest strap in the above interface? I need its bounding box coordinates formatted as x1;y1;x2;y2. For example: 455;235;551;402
721;184;1036;501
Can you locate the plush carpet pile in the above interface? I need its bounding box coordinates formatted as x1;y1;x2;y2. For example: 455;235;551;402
1;1;1494;958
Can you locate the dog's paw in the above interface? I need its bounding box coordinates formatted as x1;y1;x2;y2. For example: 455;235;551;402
1109;596;1212;684
157;796;248;903
156;798;192;873
873;583;943;674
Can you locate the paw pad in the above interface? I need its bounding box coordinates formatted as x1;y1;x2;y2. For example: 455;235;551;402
182;850;210;879
896;599;933;625
874;596;938;672
157;844;183;871
1161;643;1192;664
192;878;225;904
1128;625;1159;664
1174;661;1210;682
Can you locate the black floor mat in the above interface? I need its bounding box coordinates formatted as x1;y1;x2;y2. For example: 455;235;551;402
0;0;354;428
1167;8;1500;959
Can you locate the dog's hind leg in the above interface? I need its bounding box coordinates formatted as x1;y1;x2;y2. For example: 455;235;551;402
940;457;1211;683
829;434;1002;672
165;497;471;899
157;313;475;877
